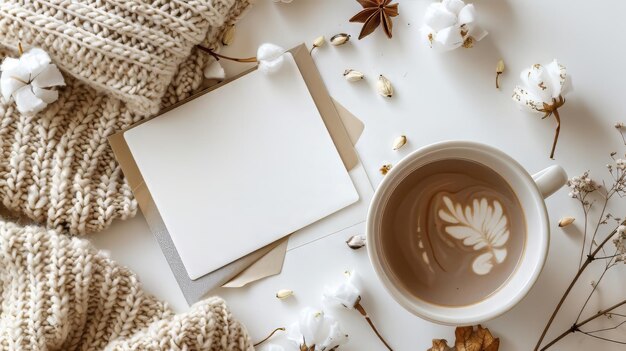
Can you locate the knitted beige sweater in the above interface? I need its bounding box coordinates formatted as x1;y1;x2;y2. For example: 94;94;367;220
0;221;254;350
0;0;250;235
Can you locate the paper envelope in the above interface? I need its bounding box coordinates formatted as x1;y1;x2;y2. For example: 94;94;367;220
109;44;372;304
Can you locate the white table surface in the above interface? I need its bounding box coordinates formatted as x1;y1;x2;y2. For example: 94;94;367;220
90;0;626;349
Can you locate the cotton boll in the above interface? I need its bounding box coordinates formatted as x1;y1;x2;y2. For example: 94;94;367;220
257;43;286;74
421;0;487;51
203;60;225;80
0;47;65;115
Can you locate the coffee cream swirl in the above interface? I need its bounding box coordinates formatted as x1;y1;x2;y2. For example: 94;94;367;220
437;196;510;275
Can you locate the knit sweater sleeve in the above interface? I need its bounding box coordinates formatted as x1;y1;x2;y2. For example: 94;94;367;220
0;221;253;351
0;0;237;114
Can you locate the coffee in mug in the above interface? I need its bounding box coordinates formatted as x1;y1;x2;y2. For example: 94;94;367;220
380;158;526;306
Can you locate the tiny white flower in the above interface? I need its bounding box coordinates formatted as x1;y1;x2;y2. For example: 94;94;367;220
323;271;361;309
616;159;626;170
257;43;286;74
1;47;65;115
203;60;225;81
618;225;626;235
421;0;488;51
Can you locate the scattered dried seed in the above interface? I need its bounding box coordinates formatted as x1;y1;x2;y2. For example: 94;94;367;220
558;216;575;227
377;75;393;97
330;33;351;46
346;234;366;249
392;135;407;150
275;289;294;299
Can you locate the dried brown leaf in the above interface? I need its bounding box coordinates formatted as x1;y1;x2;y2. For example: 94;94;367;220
429;339;454;351
429;325;499;351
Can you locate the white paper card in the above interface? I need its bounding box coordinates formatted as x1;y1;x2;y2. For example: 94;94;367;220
124;54;359;280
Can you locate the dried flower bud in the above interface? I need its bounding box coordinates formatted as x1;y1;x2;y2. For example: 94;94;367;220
558;216;575;227
496;59;505;74
346;235;366;249
379;163;392;175
312;36;325;48
496;59;504;89
376;75;393;98
343;69;364;82
392;135;407;150
330;33;351;46
222;25;236;46
615;122;625;129
276;289;294;299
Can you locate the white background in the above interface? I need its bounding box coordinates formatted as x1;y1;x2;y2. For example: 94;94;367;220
91;0;626;350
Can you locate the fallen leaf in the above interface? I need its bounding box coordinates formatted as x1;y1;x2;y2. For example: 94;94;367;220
428;339;454;351
455;325;499;351
428;325;499;351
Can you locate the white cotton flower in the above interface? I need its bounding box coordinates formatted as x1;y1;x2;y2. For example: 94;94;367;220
287;308;349;350
421;0;488;51
320;320;349;351
512;60;568;114
1;47;65;115
257;43;286;74
203;60;225;81
322;271;361;309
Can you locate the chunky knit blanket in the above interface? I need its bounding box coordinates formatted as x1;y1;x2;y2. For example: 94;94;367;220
0;221;254;350
0;0;250;235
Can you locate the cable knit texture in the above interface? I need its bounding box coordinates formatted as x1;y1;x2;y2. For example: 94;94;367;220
0;0;251;235
0;221;254;350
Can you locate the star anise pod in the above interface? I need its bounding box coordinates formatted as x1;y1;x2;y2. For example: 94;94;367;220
349;0;399;40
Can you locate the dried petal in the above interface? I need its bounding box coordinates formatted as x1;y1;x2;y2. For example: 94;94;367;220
376;75;393;97
346;234;366;249
392;135;407;150
343;69;365;82
276;289;294;299
558;216;575;227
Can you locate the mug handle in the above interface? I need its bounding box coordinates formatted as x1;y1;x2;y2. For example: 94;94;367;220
532;165;568;199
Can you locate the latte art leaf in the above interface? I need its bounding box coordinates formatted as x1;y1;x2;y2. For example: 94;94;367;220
438;196;510;275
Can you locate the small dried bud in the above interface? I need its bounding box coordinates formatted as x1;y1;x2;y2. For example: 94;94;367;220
615;122;625;129
376;75;393;98
392;135;407;150
330;33;351;46
346;235;366;249
312;36;325;48
496;59;504;89
379;163;392;175
343;69;364;82
221;25;236;46
558;216;575;227
275;289;294;299
496;59;505;74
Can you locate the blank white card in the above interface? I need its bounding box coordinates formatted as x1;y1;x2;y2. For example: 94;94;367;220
124;54;358;280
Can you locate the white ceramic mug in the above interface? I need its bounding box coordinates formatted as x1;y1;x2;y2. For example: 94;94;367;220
366;141;567;325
